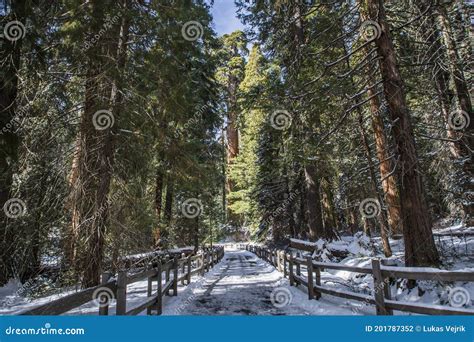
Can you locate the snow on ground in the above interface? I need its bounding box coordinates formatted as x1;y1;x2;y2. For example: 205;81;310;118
1;227;472;315
0;272;198;316
287;230;474;311
162;246;373;315
0;246;373;316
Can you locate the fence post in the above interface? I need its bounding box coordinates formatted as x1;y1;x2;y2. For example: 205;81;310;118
380;259;394;315
173;256;178;296
200;253;205;276
283;252;288;277
314;265;321;299
296;252;301;280
306;256;314;300
116;271;127;315
99;272;111;315
276;250;281;271
186;255;192;284
156;263;162;315
146;272;153;315
289;253;294;286
181;253;186;285
372;259;389;315
165;260;171;296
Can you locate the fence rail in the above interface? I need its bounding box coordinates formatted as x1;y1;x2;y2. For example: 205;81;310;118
244;244;474;316
20;247;225;316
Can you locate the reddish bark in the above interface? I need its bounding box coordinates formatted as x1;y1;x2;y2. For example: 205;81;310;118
365;0;439;266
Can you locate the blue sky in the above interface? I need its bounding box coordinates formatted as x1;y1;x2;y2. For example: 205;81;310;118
211;0;245;36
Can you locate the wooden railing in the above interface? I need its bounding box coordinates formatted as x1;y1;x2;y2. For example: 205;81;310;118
244;244;474;316
20;246;225;316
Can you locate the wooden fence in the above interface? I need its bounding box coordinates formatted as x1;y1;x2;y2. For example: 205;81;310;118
20;246;225;316
244;244;474;316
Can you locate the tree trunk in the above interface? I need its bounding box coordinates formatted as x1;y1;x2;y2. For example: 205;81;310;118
154;167;164;248
194;217;199;251
0;0;26;285
357;111;392;256
321;177;338;239
69;0;130;287
340;12;398;245
365;62;403;236
357;7;403;236
225;58;240;198
164;178;174;224
424;22;459;158
226;112;239;161
304;165;325;240
365;0;439;267
436;3;473;226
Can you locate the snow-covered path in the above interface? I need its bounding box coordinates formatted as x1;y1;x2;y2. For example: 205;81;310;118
0;246;375;316
163;247;372;315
